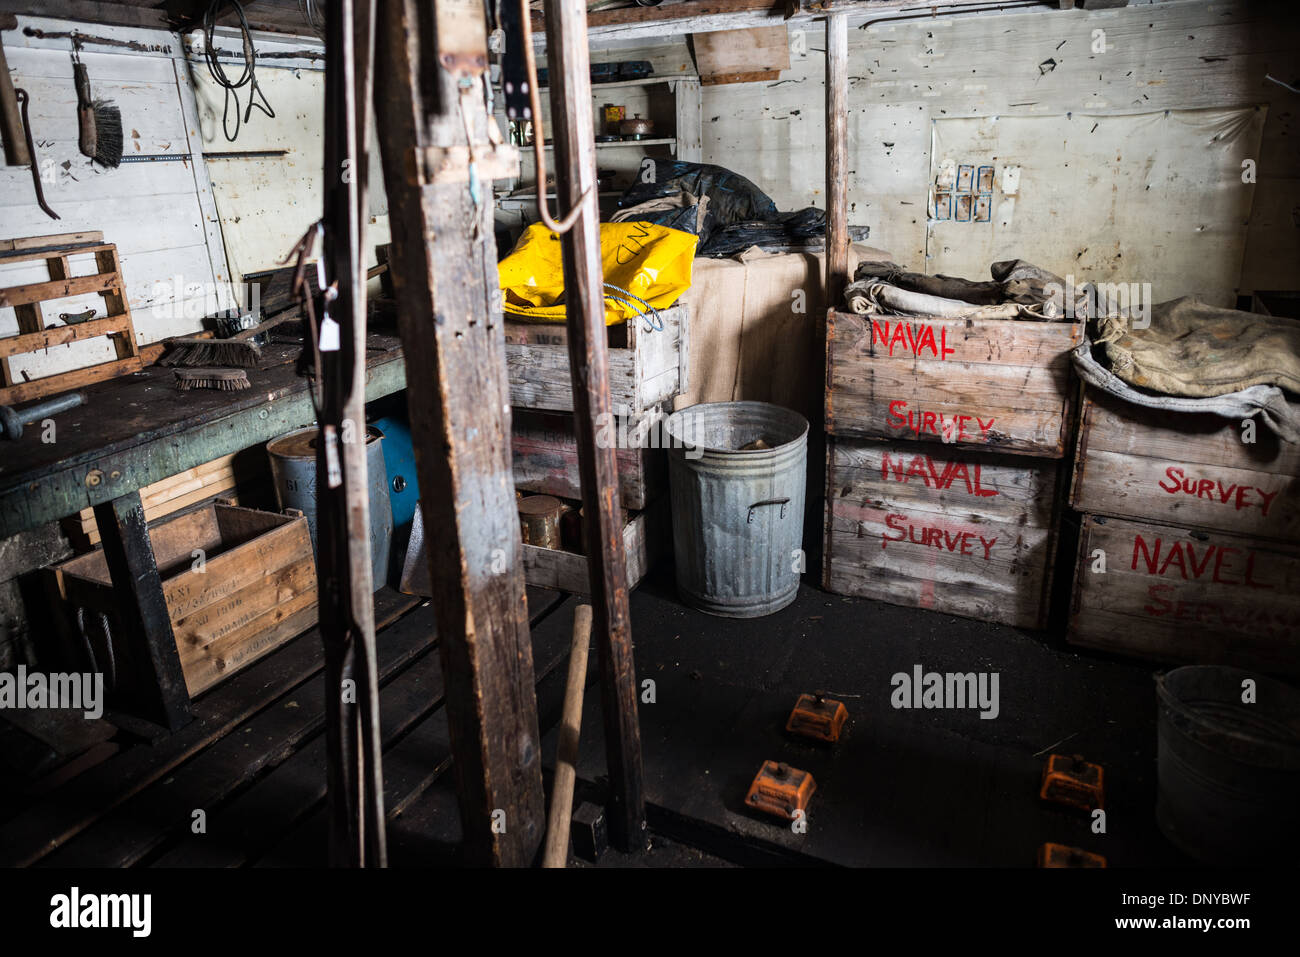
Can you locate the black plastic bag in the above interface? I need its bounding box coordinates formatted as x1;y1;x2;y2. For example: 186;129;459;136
616;159;779;231
697;207;827;258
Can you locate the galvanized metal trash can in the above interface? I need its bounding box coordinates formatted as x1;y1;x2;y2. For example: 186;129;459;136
1156;665;1300;864
266;425;394;590
665;401;808;617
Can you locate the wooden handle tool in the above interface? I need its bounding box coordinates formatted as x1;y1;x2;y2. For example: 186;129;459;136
542;603;593;868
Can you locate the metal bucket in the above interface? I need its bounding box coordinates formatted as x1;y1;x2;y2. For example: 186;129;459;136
266;425;394;589
665;401;808;618
1156;666;1300;864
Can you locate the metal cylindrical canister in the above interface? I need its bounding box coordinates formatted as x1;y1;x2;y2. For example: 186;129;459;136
1155;665;1300;864
266;425;394;589
665;401;808;618
518;494;564;550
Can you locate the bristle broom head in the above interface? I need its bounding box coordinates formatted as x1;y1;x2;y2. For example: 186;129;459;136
92;99;122;169
161;338;262;368
174;368;251;391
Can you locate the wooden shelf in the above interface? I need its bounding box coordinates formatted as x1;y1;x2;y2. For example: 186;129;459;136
500;191;623;201
535;137;676;149
535;76;692;93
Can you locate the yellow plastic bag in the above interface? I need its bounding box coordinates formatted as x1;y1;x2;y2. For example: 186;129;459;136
498;221;698;325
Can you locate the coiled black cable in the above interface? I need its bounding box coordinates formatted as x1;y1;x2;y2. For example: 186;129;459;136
203;0;275;142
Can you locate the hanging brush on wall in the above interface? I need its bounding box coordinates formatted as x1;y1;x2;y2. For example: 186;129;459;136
72;38;122;168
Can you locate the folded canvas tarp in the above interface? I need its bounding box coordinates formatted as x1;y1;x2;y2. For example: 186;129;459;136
1076;297;1300;441
842;259;1087;320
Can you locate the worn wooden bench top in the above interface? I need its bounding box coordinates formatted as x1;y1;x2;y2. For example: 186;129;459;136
0;333;406;539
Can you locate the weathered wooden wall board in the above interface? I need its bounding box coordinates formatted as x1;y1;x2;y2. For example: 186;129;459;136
680;2;1299;297
1;18;234;381
692;26;790;85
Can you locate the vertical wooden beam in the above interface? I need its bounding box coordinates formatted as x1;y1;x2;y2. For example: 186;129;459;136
825;13;850;308
92;491;192;731
674;78;703;163
373;0;546;866
543;0;647;853
818;13;850;589
317;0;386;867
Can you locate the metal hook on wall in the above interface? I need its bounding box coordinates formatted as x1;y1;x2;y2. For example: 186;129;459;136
516;0;590;234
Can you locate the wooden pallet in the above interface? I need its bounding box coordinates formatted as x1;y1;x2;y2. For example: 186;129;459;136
0;231;142;404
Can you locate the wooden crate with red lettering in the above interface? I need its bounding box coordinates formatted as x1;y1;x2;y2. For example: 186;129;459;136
825;311;1082;458
1069;514;1300;676
1071;387;1300;543
513;408;666;510
823;436;1065;629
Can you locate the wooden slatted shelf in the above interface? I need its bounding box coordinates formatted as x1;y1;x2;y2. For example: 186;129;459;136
0;232;143;405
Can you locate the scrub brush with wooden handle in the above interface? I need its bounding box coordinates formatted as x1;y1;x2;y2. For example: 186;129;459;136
74;57;122;169
174;368;251;391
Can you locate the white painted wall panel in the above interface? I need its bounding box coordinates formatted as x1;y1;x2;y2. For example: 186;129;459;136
189;31;391;290
928;108;1263;305
667;1;1298;295
0;21;231;382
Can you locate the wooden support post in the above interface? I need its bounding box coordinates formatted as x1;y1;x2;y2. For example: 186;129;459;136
818;12;850;589
825;12;850;309
92;490;191;731
543;0;647;853
373;0;546;866
316;0;386;867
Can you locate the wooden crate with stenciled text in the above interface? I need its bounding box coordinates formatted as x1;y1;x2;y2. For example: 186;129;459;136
51;504;317;696
825;310;1082;458
1071;386;1300;543
823;436;1066;629
1069;513;1300;676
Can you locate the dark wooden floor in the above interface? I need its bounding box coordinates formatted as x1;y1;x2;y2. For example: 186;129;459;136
0;569;1197;867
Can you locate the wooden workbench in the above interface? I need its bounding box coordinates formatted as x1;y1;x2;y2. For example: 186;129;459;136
0;333;407;730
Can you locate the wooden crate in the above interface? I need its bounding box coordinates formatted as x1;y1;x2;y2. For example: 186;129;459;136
524;499;667;596
512;408;667;510
0;233;143;404
1069;513;1300;676
825;310;1082;458
62;451;267;549
52;503;317;697
1072;387;1300;543
823;436;1064;629
504;304;689;415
